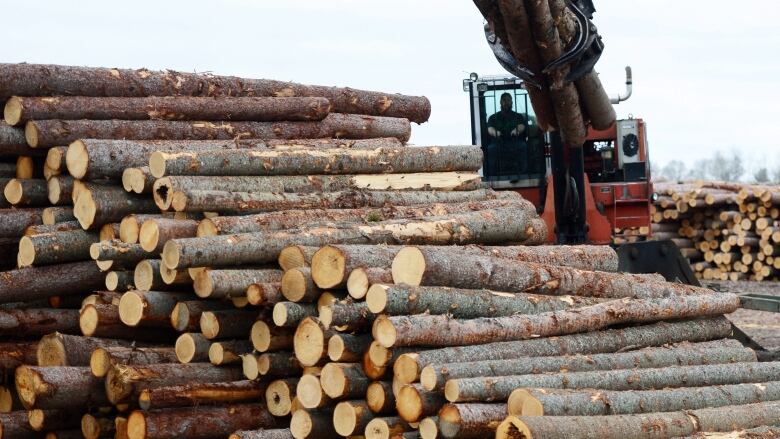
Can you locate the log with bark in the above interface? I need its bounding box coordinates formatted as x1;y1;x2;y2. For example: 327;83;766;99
251;320;294;353
105;270;134;291
366;381;396;414
278;245;319;271
163;205;542;269
365;417;407;439
0;261;104;304
81;413;115;439
197;197;524;236
134;259;189;291
14;365;108;409
290;408;338;439
200;309;258;340
295;373;330;410
74;185;159;229
5;96;331;125
0;207;43;238
256;352;302;378
137;380;265;410
347;267;393;299
334;400;375;437
42;206;75;225
438;403;506;439
446;361;780;403
0;63;431;122
320;363;370;399
24;221;81;236
208;340;253;365
119;213;171;244
495;401;780;439
328;333;372;363
293;317;338;367
366;284;603;318
0;308;79;338
3;178;48;206
17;229;98;267
393;317;733;384
390;248;713;298
126;403;280;439
37;333;134;367
319;301;374;331
0;341;37;370
0;410;40;438
46;175;74;205
230;430;294;439
66;137;402;180
375;293;739;348
138;217;198;252
122;166;155;194
273;302;318;328
149;145;480;177
90;240;156;265
511;380;780;417
396;384;446;423
105;362;243;405
266;378;298;417
420;339;755;391
118;290;190;327
89;346;178;378
170;300;233;332
27;113;412;148
194;268;283;299
311;244;405;289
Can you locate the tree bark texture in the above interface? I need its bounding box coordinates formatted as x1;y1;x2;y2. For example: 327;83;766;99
495;401;780;439
170;300;234;332
42;206;75;225
0;411;39;438
5;96;330;125
420;339;755;391
438;403;506;439
126;403;280;439
106;363;243;405
321;363;370;399
194;268;283;299
138;380;265;410
200;310;258;340
91;240;156;264
198;196;526;236
17;229;98;267
230;429;294;439
376;293;739;348
273;302;318;328
150;145;480;177
0;63;431;122
391;250;714;298
24;221;81;236
513;380;780;417
246;283;284;307
311;244;405;289
392;317;733;384
139;218;198;252
366;284;603;318
0;341;37;369
0;208;43;238
90;346;178;378
0;261;104;304
14;365;108;409
397;383;446;423
74;186;159;229
4;178;48;206
446;361;780;403
27;113;412;148
320;301;374;331
0;308;79;338
37;333;133;367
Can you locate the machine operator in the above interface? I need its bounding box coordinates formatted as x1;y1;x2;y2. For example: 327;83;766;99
486;92;528;175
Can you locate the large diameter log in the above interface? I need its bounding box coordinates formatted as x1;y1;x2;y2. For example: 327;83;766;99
0;262;104;304
446;361;780;403
334;400;375;437
14;366;108;409
391;249;713;298
172;189;505;214
293;317;337;367
200;310;258;340
393;317;733;384
311;244;403;289
90;346;178;378
37;333;133;366
27;113;412;148
194;269;282;299
67;138;403;180
74;186;159;229
138;380;264;410
18;229;98;267
5;96;330;126
495;401;780;439
163;205;539;269
126;403;280;439
0;63;430;122
150;145;480;177
0;208;43;238
199;196;525;236
0;308;79;338
321;363;370;399
375;293;739;348
438;403;506;439
514;380;780;417
106;363;243;405
396;384;445;423
420;339;755;391
366;284;602;318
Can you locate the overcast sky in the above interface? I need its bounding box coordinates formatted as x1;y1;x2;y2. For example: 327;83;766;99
5;1;779;172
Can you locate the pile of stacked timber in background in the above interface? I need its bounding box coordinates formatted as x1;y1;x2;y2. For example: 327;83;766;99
652;181;780;281
277;244;780;439
473;0;617;146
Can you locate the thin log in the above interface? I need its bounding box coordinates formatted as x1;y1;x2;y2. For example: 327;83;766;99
367;381;396;414
42;207;74;225
0;63;430;122
5;96;330;125
138;218;198;252
17;229;98;267
46;175;74;205
81;413;115;439
273;302;318;328
150;145;479;177
0;262;104;304
328;333;372;363
209;340;253;366
0;308;79;338
257;352;302;378
24;221;81;236
348;267;393;299
420;339;755;391
27;114;412;148
397;384;445;423
119;290;190;327
230;429;294;439
334;400;375;437
90;346;178;378
126;403;280;439
138;380;265;410
194;268;283;299
37;333;133;367
266;379;298;417
393;317;733;384
74;186;158;229
170;300;233;332
251;321;294;353
321;363;370;399
122;166;155;194
438;403;506;439
200;309;258;340
290;408;338;439
320;301;374;331
175;332;211;364
365;417;407;439
4;178;48;206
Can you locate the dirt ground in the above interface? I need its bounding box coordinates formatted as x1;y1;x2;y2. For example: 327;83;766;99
703;280;780;350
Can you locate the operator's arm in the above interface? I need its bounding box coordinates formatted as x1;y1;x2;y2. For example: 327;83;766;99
487;114;501;137
510;113;527;136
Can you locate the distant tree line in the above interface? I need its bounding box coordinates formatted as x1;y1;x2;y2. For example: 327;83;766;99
654;149;780;183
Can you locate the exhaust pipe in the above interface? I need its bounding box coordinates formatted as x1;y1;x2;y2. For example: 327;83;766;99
610;66;633;104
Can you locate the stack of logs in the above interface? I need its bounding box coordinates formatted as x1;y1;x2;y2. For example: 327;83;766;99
473;0;617;146
652;181;780;281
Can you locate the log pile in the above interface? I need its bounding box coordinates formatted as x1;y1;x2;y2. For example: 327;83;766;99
652;181;780;281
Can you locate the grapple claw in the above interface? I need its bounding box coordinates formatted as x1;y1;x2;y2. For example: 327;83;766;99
542;0;604;83
483;23;540;88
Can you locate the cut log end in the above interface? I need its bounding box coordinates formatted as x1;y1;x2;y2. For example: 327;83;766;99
79;304;101;336
200;311;220;339
391;247;425;286
208;343;225;365
495;416;532;439
28;408;47;430
133;260;155;292
290;410;314;439
193;271;215;298
175;333;200;363
278;246;310;271
311;245;346;289
365;418;393;439
396;385;425;423
160;264;180;285
119;216;141;245
24;121;40;148
90;348;112;378
366;284;391;314
151;177;172;210
17;235;36;267
296;374;325;409
73;189;97;229
118;291;145;327
293;318;327;367
320;363;348;399
65;140;89;179
443;381;460;403
419;417;439;439
171;191;188;212
138;220;159;252
251;321;273;352
126;411;147;439
347;267;371;299
4;96;23;125
14;365;39;408
161;240;181;269
241;354;259;380
334;401;362;436
170;302;188;332
3;179;23;204
37;334;67;366
148;151;166;179
81;413;106;439
47;177;61;204
366;382;389;414
196;219;218;237
419;367;439;392
393;353;420;385
281;269;310;302
0;386;12;412
266;380;294;417
327;335;346;362
373;315;397;348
